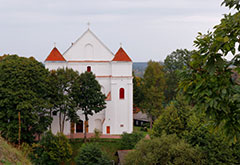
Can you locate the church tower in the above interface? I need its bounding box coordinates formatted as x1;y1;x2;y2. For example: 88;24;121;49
103;47;133;134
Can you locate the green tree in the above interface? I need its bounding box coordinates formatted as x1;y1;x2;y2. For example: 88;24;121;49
152;94;240;164
164;49;192;103
141;61;165;129
0;55;52;144
71;71;106;142
30;131;72;164
152;94;193;138
124;134;203;165
184;126;238;164
75;143;111;165
179;0;240;141
48;68;79;133
133;72;143;108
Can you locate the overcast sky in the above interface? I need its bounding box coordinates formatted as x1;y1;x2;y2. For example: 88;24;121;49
0;0;230;62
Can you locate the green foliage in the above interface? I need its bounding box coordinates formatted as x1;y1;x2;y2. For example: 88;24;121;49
152;94;193;138
0;55;52;144
71;71;106;141
179;0;240;141
30;131;72;164
152;94;240;164
71;71;106;117
119;132;144;150
222;0;240;10
75;143;112;165
184;126;239;164
133;72;144;108
141;61;165;128
164;49;192;103
124;134;203;165
48;68;79;133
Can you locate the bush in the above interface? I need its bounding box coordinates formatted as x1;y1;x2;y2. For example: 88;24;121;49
119;132;144;150
184;126;239;164
75;143;112;165
151;97;193;138
124;134;203;165
30;131;72;164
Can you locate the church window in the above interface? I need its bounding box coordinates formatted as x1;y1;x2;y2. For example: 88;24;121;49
120;88;125;99
87;66;91;72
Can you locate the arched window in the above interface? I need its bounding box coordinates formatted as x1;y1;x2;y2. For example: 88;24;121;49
87;66;91;72
119;88;125;99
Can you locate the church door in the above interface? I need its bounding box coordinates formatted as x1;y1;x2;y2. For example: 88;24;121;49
76;120;83;133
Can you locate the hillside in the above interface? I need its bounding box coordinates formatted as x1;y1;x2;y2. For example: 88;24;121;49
0;137;31;164
133;62;148;77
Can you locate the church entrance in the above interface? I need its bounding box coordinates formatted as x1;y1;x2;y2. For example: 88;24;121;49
76;120;83;133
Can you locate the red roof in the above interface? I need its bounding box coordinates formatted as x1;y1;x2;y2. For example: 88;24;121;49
45;47;66;61
112;47;132;62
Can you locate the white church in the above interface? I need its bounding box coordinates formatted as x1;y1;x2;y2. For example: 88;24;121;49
44;28;133;135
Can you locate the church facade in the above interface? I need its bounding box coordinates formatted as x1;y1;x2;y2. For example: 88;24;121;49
44;29;133;135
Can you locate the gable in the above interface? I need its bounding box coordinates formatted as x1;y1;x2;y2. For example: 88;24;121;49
45;47;66;62
112;47;132;62
63;29;114;61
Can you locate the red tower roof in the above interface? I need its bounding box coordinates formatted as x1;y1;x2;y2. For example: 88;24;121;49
112;47;132;62
45;47;66;61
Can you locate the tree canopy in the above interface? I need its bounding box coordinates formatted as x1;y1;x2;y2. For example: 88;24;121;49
179;0;240;142
140;61;165;128
30;131;72;164
48;68;79;133
124;134;203;165
71;71;106;141
133;72;143;108
164;49;192;103
0;55;52;144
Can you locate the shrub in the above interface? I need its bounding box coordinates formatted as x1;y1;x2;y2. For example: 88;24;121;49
184;126;238;164
75;143;112;165
119;132;144;150
151;97;193;138
124;134;203;165
30;131;72;164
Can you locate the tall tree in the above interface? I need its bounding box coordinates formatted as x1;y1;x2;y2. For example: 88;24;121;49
141;61;165;129
133;72;143;108
152;94;194;138
0;55;52;144
179;0;240;141
164;49;192;103
71;71;106;142
48;68;79;133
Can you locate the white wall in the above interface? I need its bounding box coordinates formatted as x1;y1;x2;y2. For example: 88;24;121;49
111;62;132;77
63;30;114;61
